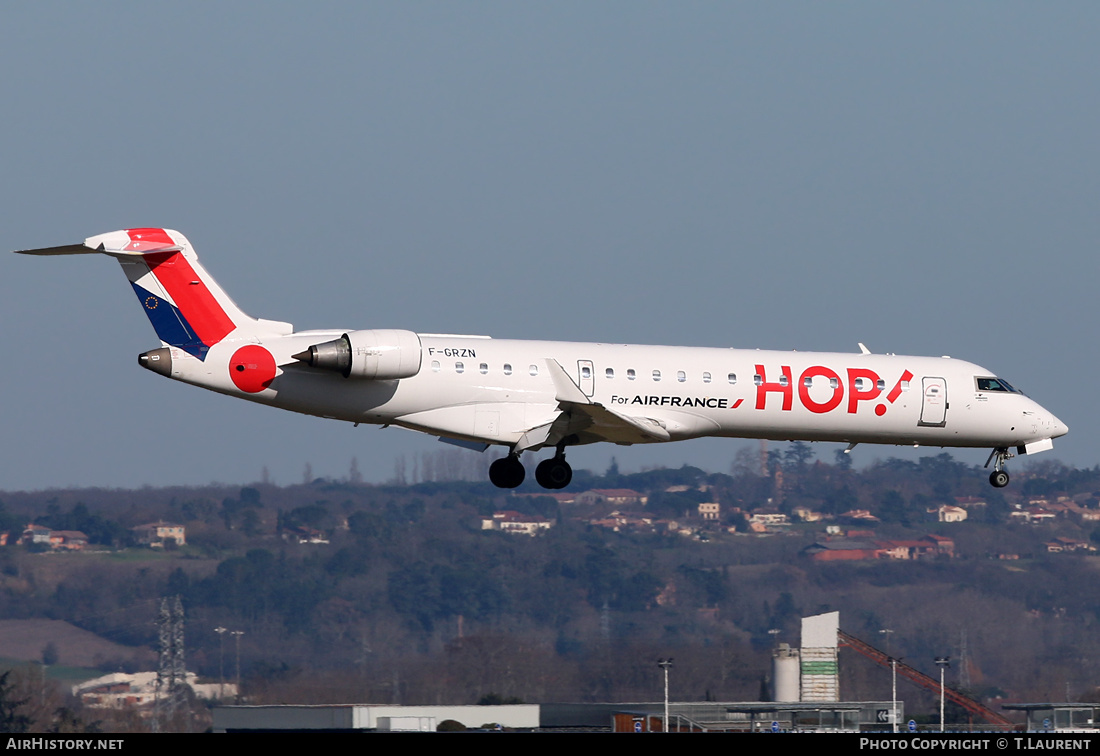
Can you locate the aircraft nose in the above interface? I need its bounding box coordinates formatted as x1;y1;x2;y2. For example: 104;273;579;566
1034;401;1069;438
1050;414;1069;438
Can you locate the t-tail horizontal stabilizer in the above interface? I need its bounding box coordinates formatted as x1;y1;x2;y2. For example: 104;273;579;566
15;228;291;362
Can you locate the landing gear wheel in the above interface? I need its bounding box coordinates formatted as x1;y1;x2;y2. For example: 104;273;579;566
489;456;525;489
535;458;573;490
985;446;1014;489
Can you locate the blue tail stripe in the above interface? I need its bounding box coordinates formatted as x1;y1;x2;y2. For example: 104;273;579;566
130;282;210;361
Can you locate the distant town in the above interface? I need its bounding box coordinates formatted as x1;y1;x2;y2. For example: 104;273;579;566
0;444;1099;731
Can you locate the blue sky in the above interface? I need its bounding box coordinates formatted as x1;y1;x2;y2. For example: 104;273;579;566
4;3;1097;489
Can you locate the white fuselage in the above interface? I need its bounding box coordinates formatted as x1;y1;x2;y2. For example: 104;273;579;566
167;331;1067;454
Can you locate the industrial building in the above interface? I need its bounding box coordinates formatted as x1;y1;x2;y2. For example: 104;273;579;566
211;611;1099;732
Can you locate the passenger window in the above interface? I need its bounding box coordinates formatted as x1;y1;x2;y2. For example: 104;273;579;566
627;369;636;381
605;368;615;379
779;375;788;387
431;360;440;372
479;363;488;374
753;374;762;386
503;363;512;375
876;379;886;391
728;373;737;385
529;365;539;376
900;380;909;391
652;370;661;381
677;371;686;382
703;372;712;384
455;362;464;374
581;366;592;379
830;377;839;389
803;376;813;388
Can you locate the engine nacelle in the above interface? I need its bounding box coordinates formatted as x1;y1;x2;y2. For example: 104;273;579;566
293;329;422;380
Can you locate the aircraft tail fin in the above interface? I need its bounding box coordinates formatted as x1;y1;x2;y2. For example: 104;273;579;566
16;228;291;361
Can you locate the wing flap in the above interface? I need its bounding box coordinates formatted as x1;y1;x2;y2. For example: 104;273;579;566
515;421;555;453
572;402;671;443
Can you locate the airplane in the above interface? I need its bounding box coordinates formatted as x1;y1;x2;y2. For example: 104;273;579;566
16;228;1068;490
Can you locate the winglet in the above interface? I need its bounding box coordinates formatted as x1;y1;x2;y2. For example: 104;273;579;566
858;342;872;355
545;359;591;405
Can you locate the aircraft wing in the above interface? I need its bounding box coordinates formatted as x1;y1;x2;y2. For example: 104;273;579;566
562;401;671;444
534;359;670;447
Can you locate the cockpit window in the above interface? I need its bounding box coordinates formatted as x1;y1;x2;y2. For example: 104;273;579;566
976;377;1020;393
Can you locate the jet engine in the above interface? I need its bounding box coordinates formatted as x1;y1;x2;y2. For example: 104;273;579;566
292;329;422;380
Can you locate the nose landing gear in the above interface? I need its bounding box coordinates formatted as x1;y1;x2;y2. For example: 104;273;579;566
985;447;1013;488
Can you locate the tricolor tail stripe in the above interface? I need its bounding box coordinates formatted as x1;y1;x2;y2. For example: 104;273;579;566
143;251;235;348
123;230;238;361
131;282;210;360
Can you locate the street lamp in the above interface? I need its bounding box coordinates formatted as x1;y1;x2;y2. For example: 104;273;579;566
657;658;673;732
935;657;951;733
214;627;227;700
232;630;245;704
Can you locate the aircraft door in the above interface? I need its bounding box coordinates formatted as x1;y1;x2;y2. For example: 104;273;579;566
918;377;948;427
577;360;595;397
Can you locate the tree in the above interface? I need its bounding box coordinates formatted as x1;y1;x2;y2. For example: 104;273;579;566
833;448;853;471
878;490;910;525
0;671;31;733
783;441;814;469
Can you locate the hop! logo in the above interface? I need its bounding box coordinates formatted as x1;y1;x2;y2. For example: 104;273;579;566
755;364;914;416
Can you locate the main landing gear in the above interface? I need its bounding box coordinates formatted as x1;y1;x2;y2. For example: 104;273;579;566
535;448;572;490
489;454;526;489
488;448;574;490
985;446;1013;488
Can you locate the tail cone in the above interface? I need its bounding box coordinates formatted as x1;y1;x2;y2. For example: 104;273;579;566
138;347;173;378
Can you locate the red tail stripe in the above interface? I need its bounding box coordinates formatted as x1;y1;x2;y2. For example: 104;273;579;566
125;228;174;248
144;251;235;347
